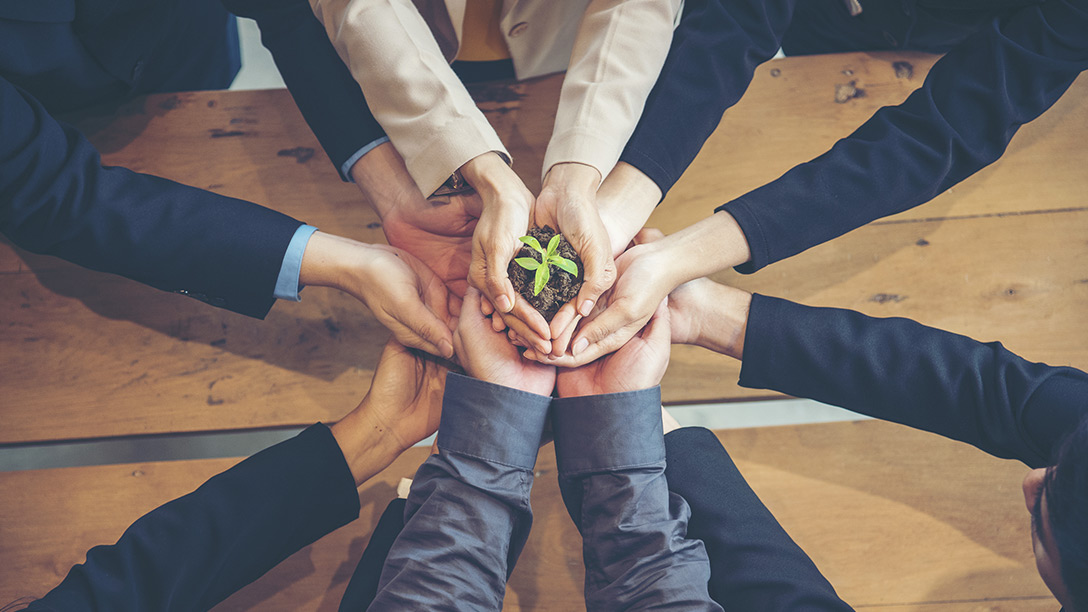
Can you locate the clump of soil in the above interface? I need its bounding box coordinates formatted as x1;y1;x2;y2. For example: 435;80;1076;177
507;226;583;322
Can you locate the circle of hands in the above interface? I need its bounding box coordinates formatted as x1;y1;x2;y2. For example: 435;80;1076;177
357;148;713;437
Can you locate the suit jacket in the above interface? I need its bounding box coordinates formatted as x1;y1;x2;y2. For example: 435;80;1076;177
310;0;683;195
26;424;361;611
620;0;1087;273
0;0;386;317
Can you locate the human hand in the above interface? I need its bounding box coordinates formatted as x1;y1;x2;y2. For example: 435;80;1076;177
453;287;556;396
595;161;663;258
351;142;477;298
461;152;552;354
300;232;455;358
534;163;616;350
556;297;671;397
331;340;450;485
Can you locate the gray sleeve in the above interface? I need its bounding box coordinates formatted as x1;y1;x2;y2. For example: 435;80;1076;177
552;387;722;611
368;373;551;611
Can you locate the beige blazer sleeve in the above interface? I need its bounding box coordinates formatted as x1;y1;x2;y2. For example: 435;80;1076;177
542;0;683;183
309;0;508;196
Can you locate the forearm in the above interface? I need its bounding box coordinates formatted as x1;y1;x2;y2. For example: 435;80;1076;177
740;294;1088;467
719;1;1088;273
554;387;720;610
619;0;797;195
372;373;550;609
310;0;506;195
596;162;660;255
31;425;360;611
543;0;682;182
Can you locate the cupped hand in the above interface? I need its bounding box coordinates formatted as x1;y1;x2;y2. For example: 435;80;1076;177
534;163;616;349
379;190;479;299
454;287;556;396
361;339;451;451
556;297;671;397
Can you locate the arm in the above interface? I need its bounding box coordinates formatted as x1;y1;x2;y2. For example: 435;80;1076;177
28;340;448;611
671;279;1088;468
663;427;854;611
553;389;721;611
0;77;300;319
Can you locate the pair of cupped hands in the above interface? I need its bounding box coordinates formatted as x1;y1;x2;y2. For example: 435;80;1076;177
347;146;691;371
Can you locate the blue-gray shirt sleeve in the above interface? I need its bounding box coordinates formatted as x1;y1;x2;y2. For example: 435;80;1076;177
552;387;722;611
369;372;551;611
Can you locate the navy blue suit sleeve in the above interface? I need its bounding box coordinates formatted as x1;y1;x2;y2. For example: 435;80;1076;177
369;373;551;610
740;294;1088;467
619;0;796;196
27;424;361;612
220;0;386;180
719;0;1088;273
663;427;854;611
0;77;302;318
553;388;721;611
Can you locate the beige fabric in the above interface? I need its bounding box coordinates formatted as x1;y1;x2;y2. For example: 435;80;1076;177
310;0;682;195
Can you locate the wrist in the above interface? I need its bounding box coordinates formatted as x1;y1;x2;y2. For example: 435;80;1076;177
696;283;752;359
299;232;375;295
459;152;511;196
660;212;750;283
542;162;601;197
330;403;405;486
350;142;417;218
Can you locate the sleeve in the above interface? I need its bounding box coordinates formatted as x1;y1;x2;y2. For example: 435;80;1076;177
308;0;509;196
541;0;684;182
717;0;1088;273
740;294;1088;468
221;0;388;181
0;77;303;319
618;0;796;195
664;427;855;611
552;387;721;611
26;424;361;612
369;373;551;610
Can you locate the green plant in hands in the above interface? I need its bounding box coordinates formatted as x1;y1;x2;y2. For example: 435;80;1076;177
514;234;579;296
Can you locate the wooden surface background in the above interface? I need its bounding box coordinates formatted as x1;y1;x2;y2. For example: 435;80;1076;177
0;421;1057;610
1;51;1086;444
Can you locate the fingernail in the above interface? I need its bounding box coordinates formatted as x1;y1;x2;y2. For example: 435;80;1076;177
573;338;589;355
496;294;512;312
579;300;594;316
439;339;454;358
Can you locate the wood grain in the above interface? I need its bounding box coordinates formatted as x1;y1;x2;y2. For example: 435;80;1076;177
0;421;1057;610
1;51;1085;442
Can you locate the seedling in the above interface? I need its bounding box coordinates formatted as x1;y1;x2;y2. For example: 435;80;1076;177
514;233;579;296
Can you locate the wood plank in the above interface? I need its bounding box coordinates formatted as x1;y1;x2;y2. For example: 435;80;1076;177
2;51;1086;443
0;421;1057;610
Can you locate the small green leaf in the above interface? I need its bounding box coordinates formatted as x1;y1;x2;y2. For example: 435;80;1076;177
551;256;578;276
546;234;562;257
533;264;550;296
519;235;544;254
514;257;541;270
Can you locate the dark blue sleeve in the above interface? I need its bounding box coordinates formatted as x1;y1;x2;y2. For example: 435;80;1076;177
369;373;551;610
27;424;361;612
664;427;854;611
740;294;1088;467
220;0;386;180
0;76;303;318
619;0;796;196
552;388;721;611
719;0;1088;273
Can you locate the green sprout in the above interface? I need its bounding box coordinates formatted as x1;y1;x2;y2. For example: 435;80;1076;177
514;234;579;296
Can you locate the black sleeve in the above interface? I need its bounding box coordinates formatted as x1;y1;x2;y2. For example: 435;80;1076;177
718;0;1088;273
618;0;796;196
26;424;361;612
664;427;855;611
220;0;386;180
740;294;1088;467
0;76;302;318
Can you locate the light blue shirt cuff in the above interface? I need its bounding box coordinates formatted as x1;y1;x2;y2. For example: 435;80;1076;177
273;224;318;302
340;136;390;182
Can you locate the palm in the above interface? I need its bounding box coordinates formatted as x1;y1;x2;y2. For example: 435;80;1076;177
382;192;479;297
557;325;669;397
455;289;556;396
366;341;450;450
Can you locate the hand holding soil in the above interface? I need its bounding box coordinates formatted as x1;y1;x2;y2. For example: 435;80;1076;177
507;226;583;322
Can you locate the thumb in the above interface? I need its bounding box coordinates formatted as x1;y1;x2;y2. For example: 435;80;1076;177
570;298;645;359
574;240;617;317
393;300;455;359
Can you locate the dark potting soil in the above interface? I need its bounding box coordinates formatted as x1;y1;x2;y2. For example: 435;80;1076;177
507;226;583;322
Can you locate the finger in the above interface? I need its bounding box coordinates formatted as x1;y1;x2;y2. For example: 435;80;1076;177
506;298;552;353
549;311;581;357
508;329;528;348
483;249;515;313
392;303;455;359
639;296;672;353
633;227;666;245
574;241;616;317
480;298;494;316
448;293;463;320
548;302;578;343
491;311;508;333
570;300;648;359
498;308;551;355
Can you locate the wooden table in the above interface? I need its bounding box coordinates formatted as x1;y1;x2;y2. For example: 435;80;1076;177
1;51;1086;444
0;421;1056;610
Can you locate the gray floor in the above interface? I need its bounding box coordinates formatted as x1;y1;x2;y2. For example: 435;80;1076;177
0;21;859;474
